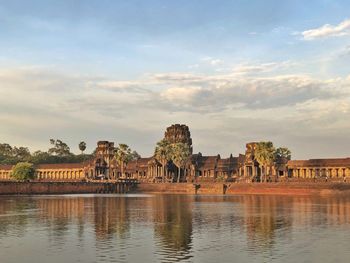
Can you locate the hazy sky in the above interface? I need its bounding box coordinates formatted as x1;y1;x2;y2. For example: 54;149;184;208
0;0;350;159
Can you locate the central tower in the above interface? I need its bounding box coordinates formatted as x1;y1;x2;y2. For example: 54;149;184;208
164;124;193;154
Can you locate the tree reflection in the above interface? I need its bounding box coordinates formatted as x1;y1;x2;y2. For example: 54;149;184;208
93;196;130;240
1;194;350;261
152;195;193;261
240;195;293;252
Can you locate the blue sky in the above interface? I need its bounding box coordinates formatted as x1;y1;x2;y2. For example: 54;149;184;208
0;0;350;158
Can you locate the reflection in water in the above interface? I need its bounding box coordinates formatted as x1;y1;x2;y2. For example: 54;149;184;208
1;194;350;263
152;195;193;262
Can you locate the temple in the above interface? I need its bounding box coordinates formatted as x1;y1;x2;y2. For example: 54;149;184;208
1;124;350;182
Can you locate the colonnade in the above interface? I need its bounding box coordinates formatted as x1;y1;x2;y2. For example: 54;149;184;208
36;169;85;180
290;167;350;178
147;165;163;178
0;170;11;180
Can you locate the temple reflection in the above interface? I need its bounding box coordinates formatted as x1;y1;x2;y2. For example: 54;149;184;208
152;195;193;261
1;194;350;259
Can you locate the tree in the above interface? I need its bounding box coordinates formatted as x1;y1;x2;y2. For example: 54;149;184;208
78;141;87;154
255;141;275;183
11;162;36;181
131;151;141;160
0;143;13;156
12;147;31;161
154;139;173;182
115;144;134;178
171;143;191;183
274;147;291;162
273;147;291;180
48;139;71;157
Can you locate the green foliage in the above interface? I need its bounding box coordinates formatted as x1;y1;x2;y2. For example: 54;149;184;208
171;143;191;183
11;162;36;181
0;143;31;164
12;147;31;160
115;144;138;176
154;139;173;165
0;143;13;156
131;150;141;160
171;143;191;168
274;147;291;162
48;139;72;157
0;141;93;165
78;141;87;154
255;141;276;167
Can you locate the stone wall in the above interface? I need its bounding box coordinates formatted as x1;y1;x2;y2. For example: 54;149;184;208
135;182;350;195
0;181;135;195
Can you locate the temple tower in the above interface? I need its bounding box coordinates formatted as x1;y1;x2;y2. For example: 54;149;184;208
164;124;193;154
94;141;115;178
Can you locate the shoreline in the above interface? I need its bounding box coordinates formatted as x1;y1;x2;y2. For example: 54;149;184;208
1;181;350;196
135;182;350;196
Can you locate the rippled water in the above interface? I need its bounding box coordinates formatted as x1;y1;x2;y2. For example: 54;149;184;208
1;194;350;263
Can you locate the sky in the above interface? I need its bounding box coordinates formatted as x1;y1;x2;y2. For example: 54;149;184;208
0;0;350;159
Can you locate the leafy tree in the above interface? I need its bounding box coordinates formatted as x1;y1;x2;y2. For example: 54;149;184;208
30;150;52;164
0;143;13;156
273;147;291;180
48;139;72;157
115;144;134;178
10;162;36;181
154;139;173;182
255;141;275;182
78;141;87;154
274;147;291;162
131;151;141;160
171;143;191;183
12;147;31;161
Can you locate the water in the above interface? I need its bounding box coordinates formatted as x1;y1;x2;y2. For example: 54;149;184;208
0;194;350;263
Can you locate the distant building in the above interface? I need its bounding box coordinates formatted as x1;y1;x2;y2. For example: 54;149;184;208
1;124;350;182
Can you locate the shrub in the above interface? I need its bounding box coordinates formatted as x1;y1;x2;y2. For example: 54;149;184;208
11;162;36;181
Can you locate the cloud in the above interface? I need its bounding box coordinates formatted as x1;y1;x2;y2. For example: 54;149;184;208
1;65;350;158
156;74;348;112
201;57;224;66
302;18;350;40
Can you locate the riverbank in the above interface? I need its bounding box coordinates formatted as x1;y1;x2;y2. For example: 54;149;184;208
1;181;350;195
0;181;135;195
136;182;350;196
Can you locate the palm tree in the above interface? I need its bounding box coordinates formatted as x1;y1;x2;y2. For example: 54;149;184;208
154;139;173;182
78;141;86;155
115;144;134;179
171;143;191;183
255;141;275;183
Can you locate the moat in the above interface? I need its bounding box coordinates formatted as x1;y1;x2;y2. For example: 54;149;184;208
1;194;350;263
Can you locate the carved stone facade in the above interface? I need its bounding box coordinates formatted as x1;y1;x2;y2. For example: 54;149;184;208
164;124;193;154
1;125;350;182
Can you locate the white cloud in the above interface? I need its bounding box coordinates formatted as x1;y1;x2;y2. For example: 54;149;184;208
160;86;202;101
0;65;350;158
302;18;350;40
201;56;224;66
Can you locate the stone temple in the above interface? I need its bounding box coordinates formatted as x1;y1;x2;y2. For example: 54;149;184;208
1;124;350;182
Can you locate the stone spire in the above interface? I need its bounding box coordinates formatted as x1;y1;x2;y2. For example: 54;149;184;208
164;124;193;153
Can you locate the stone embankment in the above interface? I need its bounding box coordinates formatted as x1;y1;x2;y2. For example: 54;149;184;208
0;181;136;195
1;181;350;195
136;182;350;195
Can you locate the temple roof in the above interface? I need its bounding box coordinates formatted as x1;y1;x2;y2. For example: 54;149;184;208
198;156;219;169
0;164;13;170
35;163;86;169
